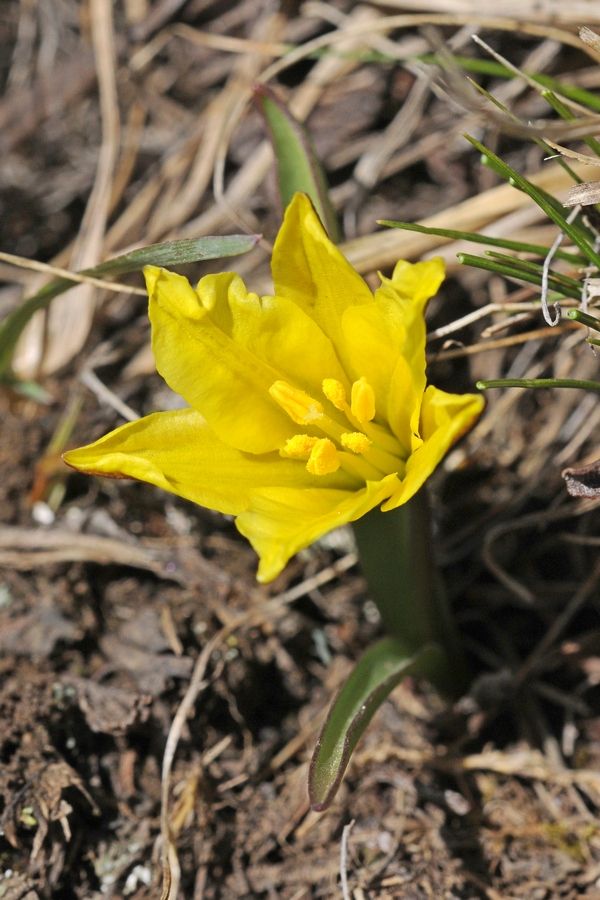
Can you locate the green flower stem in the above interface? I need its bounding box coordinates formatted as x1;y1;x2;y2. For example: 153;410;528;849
477;378;600;393
351;490;469;698
568;309;600;332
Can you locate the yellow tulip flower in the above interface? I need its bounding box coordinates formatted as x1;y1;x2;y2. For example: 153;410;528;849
64;194;484;582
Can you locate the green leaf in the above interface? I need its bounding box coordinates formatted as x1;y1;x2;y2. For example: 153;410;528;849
378;220;585;264
309;638;445;811
542;90;600;159
456;252;581;300
477;378;600;394
484;250;582;292
463;135;600;269
568;308;600;332
254;84;340;241
416;54;600;112
0;234;259;378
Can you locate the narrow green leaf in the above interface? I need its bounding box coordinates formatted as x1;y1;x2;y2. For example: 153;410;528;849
463;135;600;269
477;378;600;394
309;639;445;811
0;234;259;377
484;251;582;291
416;54;600;112
542;90;600;159
254;84;340;241
378;219;584;263
456;253;581;300
568;308;600;332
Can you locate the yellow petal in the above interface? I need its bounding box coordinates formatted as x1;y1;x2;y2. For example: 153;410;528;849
197;269;349;399
340;303;403;419
146;266;292;453
386;353;421;455
271;193;373;362
376;257;445;359
381;386;485;511
340;259;445;439
63;409;357;515
146;266;350;453
236;473;400;582
375;256;445;388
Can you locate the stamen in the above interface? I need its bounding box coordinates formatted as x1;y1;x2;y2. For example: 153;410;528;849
341;432;371;454
284;434;319;459
270;381;324;425
322;378;347;411
351;377;376;423
306;438;340;475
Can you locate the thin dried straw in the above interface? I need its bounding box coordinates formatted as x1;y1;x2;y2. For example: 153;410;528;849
0;251;147;296
14;0;121;377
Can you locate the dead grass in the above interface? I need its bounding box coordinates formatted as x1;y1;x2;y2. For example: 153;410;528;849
1;1;600;898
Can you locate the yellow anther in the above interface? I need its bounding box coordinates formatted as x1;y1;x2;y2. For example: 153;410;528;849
322;378;347;411
284;434;319;459
350;377;376;423
341;432;372;454
306;438;340;475
270;381;324;425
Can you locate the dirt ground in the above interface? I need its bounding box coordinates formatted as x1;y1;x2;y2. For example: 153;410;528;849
2;1;600;898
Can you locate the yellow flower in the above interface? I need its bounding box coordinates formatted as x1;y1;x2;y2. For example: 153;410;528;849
64;194;484;582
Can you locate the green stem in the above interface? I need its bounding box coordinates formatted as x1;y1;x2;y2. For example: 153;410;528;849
351;490;468;698
568;309;600;332
477;378;600;393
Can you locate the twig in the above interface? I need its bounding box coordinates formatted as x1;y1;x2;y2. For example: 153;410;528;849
540;206;581;326
80;369;140;422
426;301;566;342
427;321;578;363
340;819;355;900
0;251;147;296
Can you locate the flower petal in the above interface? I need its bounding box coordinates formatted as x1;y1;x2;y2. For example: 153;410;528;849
340;303;404;424
146;266;294;453
63;409;357;515
196;269;349;401
271;193;373;363
374;258;445;451
381;386;485;511
375;257;445;370
236;473;400;582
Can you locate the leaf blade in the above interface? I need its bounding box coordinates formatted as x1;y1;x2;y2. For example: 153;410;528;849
0;234;259;377
308;639;445;811
254;84;339;241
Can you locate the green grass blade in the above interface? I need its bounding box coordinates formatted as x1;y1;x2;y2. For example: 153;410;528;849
464;136;600;268
568;308;600;331
254;84;339;241
378;220;585;263
0;234;259;377
541;90;600;159
309;639;445;811
483;251;583;291
477;378;600;393
456;253;582;300
416;54;600;112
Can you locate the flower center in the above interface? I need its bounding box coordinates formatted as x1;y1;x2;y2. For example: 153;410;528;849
270;377;404;481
